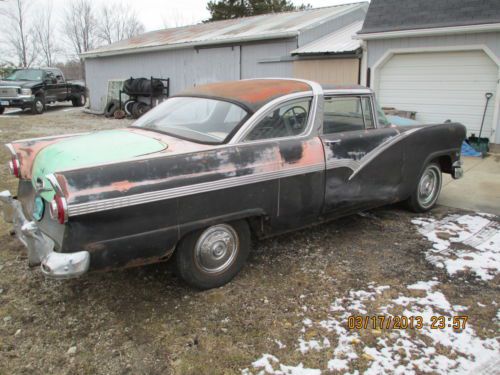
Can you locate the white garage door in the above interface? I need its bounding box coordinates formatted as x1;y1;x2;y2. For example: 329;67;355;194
377;51;498;137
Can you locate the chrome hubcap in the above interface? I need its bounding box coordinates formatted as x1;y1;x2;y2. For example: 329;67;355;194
80;95;85;104
194;224;239;273
36;100;43;112
418;167;440;207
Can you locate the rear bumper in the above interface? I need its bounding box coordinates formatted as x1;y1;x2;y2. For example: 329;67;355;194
452;160;464;180
0;190;89;279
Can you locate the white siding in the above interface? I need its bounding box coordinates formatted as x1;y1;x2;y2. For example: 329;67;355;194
85;46;240;111
366;31;500;143
378;51;498;136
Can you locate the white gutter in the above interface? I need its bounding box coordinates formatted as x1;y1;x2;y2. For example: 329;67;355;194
355;22;500;40
80;31;300;59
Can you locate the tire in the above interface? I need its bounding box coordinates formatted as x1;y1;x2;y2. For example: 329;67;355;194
104;100;119;118
0;106;4;115
176;220;251;290
31;96;45;115
131;101;150;119
123;99;135;116
406;162;442;213
72;93;86;107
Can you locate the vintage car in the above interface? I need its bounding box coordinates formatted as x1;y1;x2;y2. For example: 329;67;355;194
0;79;465;289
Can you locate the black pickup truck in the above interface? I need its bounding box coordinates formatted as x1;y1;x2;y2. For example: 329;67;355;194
0;68;87;115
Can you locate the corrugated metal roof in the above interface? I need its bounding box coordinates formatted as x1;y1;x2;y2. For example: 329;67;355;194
291;21;363;55
82;3;367;58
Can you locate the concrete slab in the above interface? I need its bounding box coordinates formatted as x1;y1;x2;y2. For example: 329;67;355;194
438;155;500;215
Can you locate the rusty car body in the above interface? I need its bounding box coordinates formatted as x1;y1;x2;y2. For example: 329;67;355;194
0;79;466;289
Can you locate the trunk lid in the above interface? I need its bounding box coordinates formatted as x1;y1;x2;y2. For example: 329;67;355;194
32;129;167;201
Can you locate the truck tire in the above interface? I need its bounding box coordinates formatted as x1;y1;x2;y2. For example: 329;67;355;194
176;220;251;290
123;100;135;116
72;93;86;107
131;101;150;119
31;96;45;115
406;162;442;213
0;106;4;115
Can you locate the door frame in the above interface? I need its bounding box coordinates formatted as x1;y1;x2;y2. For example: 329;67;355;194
370;45;500;143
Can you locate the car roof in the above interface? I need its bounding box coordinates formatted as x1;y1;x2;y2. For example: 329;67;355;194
177;79;312;113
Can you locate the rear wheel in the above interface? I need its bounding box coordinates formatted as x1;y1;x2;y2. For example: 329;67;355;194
407;162;442;212
31;96;45;115
176;220;251;290
72;93;86;107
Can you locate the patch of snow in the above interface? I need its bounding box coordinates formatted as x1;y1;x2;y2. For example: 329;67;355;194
298;337;330;354
250;354;320;375
413;213;500;281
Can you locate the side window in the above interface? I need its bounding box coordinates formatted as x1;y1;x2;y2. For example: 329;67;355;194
362;97;374;129
323;96;375;134
244;99;311;141
323;97;364;134
45;71;55;82
55;71;64;83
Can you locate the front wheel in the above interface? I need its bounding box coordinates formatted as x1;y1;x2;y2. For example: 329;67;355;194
0;106;4;115
31;96;45;115
176;221;251;290
407;162;442;212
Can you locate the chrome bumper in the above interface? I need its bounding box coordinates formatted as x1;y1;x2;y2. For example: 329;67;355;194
452;160;464;180
0;190;90;279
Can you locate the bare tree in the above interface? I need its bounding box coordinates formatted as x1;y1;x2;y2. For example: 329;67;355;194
0;0;37;67
63;0;97;56
98;2;145;45
34;0;58;66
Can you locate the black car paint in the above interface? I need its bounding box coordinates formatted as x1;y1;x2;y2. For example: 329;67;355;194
12;86;466;272
0;68;86;111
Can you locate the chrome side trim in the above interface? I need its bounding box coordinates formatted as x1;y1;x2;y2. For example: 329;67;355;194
67;162;325;217
46;173;64;197
326;159;361;172
323;89;373;95
5;143;16;157
325;128;424;180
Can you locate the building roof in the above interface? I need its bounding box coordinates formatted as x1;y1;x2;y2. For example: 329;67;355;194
359;0;500;35
176;79;312;112
291;21;363;55
82;3;367;58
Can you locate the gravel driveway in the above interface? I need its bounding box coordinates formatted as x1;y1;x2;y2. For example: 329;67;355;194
0;106;498;374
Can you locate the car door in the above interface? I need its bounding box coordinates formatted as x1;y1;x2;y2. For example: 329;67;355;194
43;70;58;102
321;95;403;215
54;70;68;101
241;96;325;231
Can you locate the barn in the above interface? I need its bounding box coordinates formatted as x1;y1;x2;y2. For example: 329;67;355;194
81;3;368;112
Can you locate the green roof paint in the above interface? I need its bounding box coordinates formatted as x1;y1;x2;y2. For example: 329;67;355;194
32;130;167;201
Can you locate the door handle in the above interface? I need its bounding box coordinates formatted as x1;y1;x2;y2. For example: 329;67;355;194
324;139;341;145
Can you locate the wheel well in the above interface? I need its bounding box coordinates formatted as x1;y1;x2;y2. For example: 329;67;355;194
432;155;452;174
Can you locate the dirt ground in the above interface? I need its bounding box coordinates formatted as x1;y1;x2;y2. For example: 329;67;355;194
0;105;498;375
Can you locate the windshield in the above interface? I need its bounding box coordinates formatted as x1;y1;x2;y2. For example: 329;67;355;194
132;97;249;144
4;69;44;81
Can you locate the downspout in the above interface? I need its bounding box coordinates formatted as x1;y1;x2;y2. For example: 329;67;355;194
360;40;368;86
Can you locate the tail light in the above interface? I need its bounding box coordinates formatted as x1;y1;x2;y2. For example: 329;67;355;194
6;144;20;178
49;194;68;224
8;156;20;178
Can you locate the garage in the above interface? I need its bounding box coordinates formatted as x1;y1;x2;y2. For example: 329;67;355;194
376;50;498;137
358;0;500;145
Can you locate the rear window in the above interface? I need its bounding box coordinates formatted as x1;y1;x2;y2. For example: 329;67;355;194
132;97;249;144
